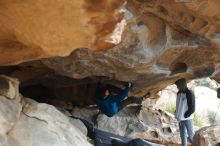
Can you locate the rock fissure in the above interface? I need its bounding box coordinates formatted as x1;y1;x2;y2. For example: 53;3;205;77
21;110;48;125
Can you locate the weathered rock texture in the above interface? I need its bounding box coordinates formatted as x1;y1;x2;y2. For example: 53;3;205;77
42;0;220;93
0;75;20;100
0;0;125;65
0;0;218;98
71;105;181;145
0;0;219;90
193;125;220;146
0;1;220;144
0;75;93;146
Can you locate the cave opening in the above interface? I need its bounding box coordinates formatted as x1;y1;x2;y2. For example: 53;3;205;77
19;73;129;110
169;62;188;75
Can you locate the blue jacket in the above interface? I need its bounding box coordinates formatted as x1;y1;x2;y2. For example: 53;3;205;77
94;86;130;117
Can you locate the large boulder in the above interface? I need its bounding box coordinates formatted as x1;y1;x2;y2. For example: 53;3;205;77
0;75;93;146
8;98;92;146
72;105;181;145
193;125;220;146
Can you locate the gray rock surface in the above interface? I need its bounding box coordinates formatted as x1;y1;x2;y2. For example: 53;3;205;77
193;125;220;146
0;75;93;146
71;105;181;145
9;98;92;146
0;95;21;136
0;75;20;100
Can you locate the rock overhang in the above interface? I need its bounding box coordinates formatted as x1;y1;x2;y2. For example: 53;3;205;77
0;0;220;100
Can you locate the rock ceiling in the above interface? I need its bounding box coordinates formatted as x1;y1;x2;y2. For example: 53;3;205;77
0;0;220;97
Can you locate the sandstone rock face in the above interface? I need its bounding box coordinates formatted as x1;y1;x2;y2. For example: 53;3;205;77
0;1;220;144
0;0;220;97
0;75;93;146
9;98;92;146
0;95;21;136
0;0;125;65
0;76;22;136
41;0;220;94
0;75;20;100
193;125;220;146
72;105;181;145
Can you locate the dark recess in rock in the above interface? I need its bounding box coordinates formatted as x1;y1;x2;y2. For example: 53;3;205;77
150;131;159;138
19;74;130;107
170;62;188;75
162;127;172;133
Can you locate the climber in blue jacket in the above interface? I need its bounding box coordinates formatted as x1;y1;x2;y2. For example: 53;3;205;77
94;82;151;117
